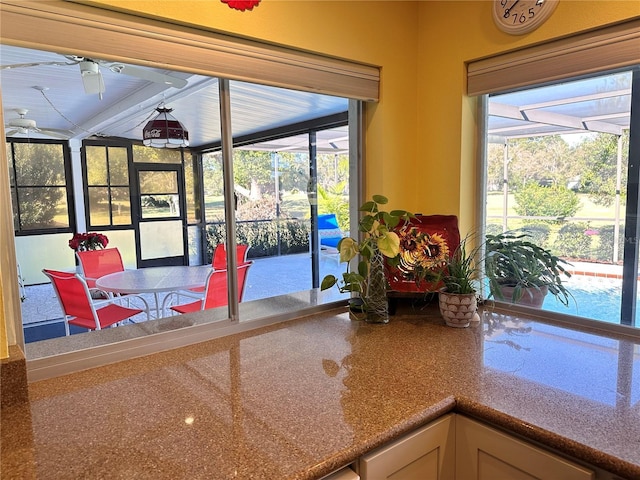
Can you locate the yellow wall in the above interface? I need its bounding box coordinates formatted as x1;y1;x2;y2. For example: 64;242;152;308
417;1;639;233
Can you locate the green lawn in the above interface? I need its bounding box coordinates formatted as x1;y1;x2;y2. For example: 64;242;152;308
486;192;621;228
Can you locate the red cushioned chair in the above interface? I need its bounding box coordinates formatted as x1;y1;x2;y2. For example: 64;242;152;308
76;247;126;290
77;247;146;303
212;243;251;269
43;269;149;336
190;243;251;294
169;262;252;314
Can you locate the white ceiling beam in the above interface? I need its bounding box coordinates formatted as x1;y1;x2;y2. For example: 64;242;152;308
519;89;630;110
489;100;625;137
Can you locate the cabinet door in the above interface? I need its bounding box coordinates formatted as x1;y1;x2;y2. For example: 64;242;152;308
359;414;455;480
456;416;594;480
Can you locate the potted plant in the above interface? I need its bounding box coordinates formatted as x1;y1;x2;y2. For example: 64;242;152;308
485;229;572;308
437;233;483;328
320;195;412;323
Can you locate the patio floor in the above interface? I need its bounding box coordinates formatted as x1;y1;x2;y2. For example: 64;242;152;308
21;251;347;343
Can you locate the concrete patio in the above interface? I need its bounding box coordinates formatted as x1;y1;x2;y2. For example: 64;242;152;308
20;251;347;343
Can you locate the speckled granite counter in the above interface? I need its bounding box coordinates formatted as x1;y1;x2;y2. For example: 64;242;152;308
2;305;639;479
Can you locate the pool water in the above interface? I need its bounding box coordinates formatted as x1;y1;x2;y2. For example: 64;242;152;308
541;276;638;324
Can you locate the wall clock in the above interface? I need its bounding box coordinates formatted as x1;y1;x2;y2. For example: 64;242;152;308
493;0;559;35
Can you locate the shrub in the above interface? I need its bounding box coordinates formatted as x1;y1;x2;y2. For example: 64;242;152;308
485;223;503;237
514;183;580;222
520;222;551;249
593;224;625;263
205;218;310;263
552;222;591;259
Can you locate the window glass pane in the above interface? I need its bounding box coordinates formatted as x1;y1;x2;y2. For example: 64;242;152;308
485;69;635;327
202;152;224;222
108;147;129;185
88;186;110;226
185;156;198;224
225;126;349;304
139;171;178;194
14;143;65;186
7;147;15;186
133;145;183;163
111;187;131;225
141;194;180;219
139;220;184;259
11;188;18;231
17;187;69;229
86;146;107;185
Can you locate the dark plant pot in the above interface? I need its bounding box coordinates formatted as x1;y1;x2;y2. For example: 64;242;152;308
496;285;548;308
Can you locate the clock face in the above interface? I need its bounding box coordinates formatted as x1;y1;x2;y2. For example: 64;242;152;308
493;0;559;35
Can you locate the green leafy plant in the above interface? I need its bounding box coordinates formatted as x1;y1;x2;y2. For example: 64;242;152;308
317;183;349;232
439;233;484;295
485;230;572;306
320;195;412;297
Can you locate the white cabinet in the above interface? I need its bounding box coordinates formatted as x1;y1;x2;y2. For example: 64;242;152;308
359;414;455;480
455;416;595;480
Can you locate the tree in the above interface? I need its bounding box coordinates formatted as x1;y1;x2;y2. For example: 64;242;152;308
233;150;273;200
506;136;574;189
574;132;628;207
513;182;580;222
12;142;66;229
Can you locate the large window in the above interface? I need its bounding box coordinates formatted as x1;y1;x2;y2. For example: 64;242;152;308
200;124;350;301
84;143;132;227
8;139;73;233
484;68;639;328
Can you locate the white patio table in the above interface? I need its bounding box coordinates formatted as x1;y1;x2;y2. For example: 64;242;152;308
96;265;212;318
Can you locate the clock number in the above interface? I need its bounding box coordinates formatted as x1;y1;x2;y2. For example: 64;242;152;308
509;8;536;24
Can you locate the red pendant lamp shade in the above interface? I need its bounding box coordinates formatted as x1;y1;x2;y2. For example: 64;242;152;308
222;0;261;11
143;105;189;148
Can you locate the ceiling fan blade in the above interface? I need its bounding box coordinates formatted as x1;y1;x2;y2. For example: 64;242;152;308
37;128;73;140
108;64;188;88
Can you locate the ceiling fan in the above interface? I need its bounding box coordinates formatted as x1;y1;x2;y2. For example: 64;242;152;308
5;109;74;140
1;55;188;98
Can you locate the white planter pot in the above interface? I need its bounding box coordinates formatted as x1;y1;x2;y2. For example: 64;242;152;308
438;290;478;328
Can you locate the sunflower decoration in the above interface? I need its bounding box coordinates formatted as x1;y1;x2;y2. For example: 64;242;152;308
397;227;449;282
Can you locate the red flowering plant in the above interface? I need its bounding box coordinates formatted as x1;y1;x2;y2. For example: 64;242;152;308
69;232;109;252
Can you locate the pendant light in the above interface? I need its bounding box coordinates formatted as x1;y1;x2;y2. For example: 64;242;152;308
142;103;189;148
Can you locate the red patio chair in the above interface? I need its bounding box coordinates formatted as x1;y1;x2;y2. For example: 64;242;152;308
212;243;251;269
169;262;252;314
43;269;149;336
189;243;251;294
76;247;126;290
77;247;145;302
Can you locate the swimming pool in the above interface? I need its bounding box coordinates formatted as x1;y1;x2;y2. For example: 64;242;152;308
541;275;637;324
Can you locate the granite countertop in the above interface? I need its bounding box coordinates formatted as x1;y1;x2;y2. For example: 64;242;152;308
2;304;639;479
